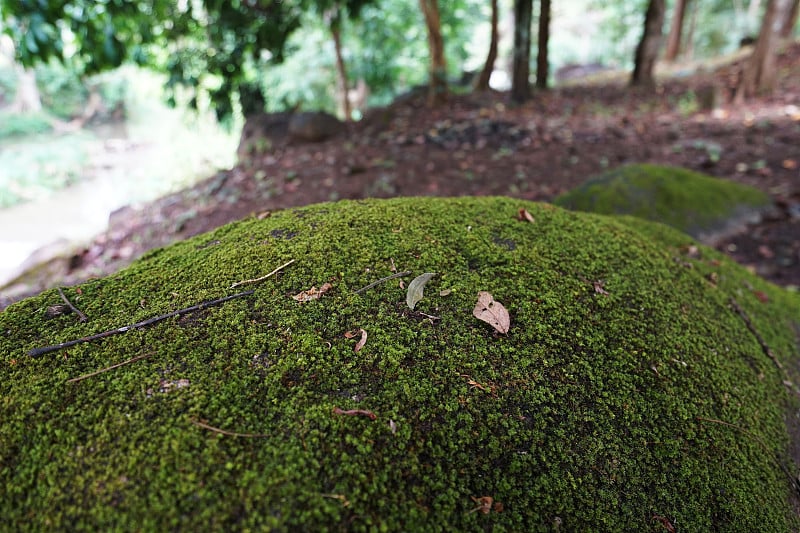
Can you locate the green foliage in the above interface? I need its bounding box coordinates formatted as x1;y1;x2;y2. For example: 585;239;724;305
0;130;92;208
0;109;51;138
33;61;87;118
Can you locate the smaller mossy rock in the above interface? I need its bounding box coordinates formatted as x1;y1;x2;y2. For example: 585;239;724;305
554;164;771;243
1;197;800;531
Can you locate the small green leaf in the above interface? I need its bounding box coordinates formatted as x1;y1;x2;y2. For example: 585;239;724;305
406;273;436;310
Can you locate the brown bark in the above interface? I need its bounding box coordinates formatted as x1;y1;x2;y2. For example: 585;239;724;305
781;0;799;37
631;0;666;88
11;66;42;113
536;0;551;89
419;0;448;105
739;0;794;98
664;0;690;62
511;0;533;102
329;12;351;121
474;0;499;91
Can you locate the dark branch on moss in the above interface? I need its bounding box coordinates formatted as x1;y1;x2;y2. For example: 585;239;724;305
696;416;800;494
353;271;411;294
27;290;254;357
728;297;784;372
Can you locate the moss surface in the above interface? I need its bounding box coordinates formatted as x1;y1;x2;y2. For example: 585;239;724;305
553;164;771;241
1;196;799;531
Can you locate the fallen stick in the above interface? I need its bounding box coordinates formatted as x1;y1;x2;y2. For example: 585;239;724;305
230;259;295;288
28;290;254;357
58;287;87;322
191;419;270;438
67;352;152;383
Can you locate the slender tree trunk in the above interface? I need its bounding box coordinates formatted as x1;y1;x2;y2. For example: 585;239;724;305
511;0;533;102
631;0;666;88
11;65;42;113
329;10;351;121
664;0;691;62
739;0;794;98
536;0;551;89
684;0;699;59
781;0;799;37
419;0;448;105
474;0;499;91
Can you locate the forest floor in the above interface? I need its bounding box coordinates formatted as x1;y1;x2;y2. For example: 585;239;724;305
2;43;799;308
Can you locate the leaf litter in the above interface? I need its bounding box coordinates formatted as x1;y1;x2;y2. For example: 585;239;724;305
473;291;510;334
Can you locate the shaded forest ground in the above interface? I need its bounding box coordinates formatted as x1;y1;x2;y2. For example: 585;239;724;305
2;43;799;308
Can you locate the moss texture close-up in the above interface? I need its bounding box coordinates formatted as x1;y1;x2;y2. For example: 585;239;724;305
554;164;771;242
1;196;799;531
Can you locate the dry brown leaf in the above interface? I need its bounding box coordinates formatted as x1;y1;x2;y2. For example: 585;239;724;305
473;291;510;334
469;496;494;515
593;280;609;295
354;328;367;353
292;282;333;302
517;208;535;223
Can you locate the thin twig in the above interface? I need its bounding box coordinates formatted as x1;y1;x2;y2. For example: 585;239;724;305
353;271;411;294
58;287;87;322
191;419;270;438
67;352;152;383
696;416;800;493
729;297;784;371
28;290;254;357
231;259;295;288
333;406;377;420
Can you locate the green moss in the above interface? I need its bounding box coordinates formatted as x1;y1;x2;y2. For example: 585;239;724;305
554;164;771;241
1;196;799;531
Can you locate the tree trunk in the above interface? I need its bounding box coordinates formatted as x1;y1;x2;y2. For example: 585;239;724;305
781;0;799;37
535;0;551;89
474;0;499;91
631;0;666;88
739;0;794;98
511;0;533;102
11;65;42;113
684;0;699;59
328;8;351;121
664;0;690;62
419;0;448;105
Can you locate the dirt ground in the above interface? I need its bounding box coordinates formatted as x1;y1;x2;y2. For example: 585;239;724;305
3;44;799;308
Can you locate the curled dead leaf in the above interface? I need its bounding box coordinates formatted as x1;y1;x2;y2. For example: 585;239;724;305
473;291;510;334
293;282;333;302
593;280;609;295
469;496;495;515
517;208;535;223
354;328;367;353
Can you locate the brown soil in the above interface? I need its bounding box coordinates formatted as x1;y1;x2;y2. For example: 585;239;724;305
4;44;800;308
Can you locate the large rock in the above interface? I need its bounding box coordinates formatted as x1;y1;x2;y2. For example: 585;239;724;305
554;164;772;245
2;197;799;530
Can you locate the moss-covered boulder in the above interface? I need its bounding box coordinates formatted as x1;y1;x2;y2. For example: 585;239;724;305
2;196;799;531
554;164;771;243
